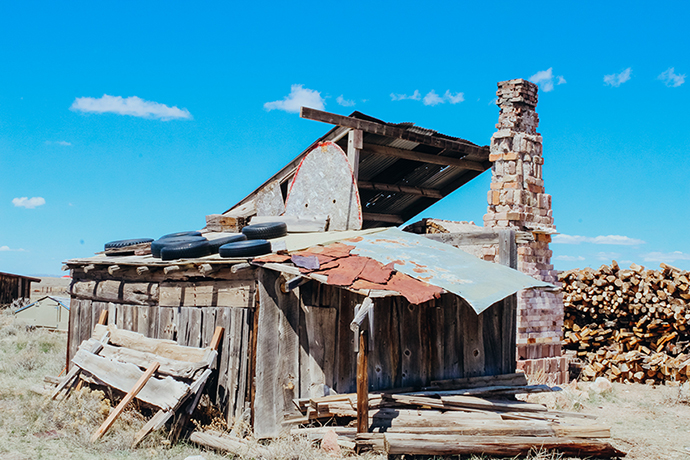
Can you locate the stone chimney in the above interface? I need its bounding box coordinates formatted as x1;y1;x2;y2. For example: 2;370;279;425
483;79;566;384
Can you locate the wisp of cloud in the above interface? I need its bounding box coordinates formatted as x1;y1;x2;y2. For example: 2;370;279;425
71;95;192;120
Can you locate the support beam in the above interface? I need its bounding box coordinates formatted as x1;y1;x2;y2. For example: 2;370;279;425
357;330;369;434
363;143;487;171
347;129;363;181
362;212;405;225
301;107;486;155
358;181;443;199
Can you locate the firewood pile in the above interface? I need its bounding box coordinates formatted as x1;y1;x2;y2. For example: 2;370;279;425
284;373;624;458
561;261;690;384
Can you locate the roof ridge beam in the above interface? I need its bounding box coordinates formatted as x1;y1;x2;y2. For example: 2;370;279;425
300;107;486;155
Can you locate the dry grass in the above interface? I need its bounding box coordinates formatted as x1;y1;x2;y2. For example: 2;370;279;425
2;307;689;459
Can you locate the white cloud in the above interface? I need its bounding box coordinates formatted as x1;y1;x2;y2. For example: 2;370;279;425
423;90;444;106
444;90;464;104
604;68;632;87
336;95;356;107
552;234;645;246
554;255;585;262
529;68;566;92
393;89;464;106
658;67;685;87
391;90;421;101
596;251;621;261
12;197;46;209
642;251;690;263
264;84;325;113
45;140;72;146
71;95;192;120
0;245;24;252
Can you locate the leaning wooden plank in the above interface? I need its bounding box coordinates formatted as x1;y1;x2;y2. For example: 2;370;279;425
52;339;105;400
97;343;210;379
91;361;160;442
189;431;271;458
51;366;81;400
71;349;188;410
92;324;207;362
131;409;172;448
131;368;213;447
135;328;223;447
169;327;223;441
382;434;626;457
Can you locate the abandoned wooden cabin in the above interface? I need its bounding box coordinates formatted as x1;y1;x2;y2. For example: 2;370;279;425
0;271;40;306
64;78;564;437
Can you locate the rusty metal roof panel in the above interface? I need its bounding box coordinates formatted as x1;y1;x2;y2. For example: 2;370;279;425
347;228;553;314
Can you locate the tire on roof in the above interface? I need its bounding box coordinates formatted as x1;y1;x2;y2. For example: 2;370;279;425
206;234;247;254
159;231;202;240
160;239;211;261
104;238;154;250
151;236;206;258
241;222;287;240
219;239;272;258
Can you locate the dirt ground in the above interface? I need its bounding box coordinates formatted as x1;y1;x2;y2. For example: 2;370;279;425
1;308;689;460
30;276;71;301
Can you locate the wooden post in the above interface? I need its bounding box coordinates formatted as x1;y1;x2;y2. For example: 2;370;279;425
97;309;109;326
498;229;518;373
347;129;363;181
91;361;160;442
357;330;369;433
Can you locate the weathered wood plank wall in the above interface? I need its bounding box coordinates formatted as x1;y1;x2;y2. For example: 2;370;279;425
253;268;515;437
68;267;255;423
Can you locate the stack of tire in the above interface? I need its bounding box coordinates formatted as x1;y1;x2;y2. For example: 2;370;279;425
219;222;287;258
103;222;287;261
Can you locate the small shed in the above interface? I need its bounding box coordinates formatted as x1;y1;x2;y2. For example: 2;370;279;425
64;103;554;438
0;271;40;305
15;295;70;330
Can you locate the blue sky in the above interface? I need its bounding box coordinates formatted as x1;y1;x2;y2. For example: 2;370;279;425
1;1;688;276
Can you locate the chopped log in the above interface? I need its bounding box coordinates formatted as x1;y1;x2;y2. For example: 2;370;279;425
383;434;625;457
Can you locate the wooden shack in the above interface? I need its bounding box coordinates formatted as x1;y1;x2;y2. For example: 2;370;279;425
64;108;552;438
0;271;40;305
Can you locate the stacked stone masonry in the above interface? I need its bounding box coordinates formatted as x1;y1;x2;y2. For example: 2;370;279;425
483;79;566;384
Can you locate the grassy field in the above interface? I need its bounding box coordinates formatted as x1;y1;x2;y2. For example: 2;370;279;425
1;308;689;460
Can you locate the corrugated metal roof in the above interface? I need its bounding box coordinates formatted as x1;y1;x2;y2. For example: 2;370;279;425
346;228;553;314
15;295;70;313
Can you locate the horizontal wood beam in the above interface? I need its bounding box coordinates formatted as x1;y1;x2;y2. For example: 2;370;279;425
363;143;487;171
358;181;443;199
362;212;405;224
300;107;486;155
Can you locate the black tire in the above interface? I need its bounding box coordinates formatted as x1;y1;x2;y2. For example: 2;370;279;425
206;234;247;254
159;231;202;240
242;222;287;240
105;238;154;250
219;239;272;258
160;240;211;261
151;236;206;258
